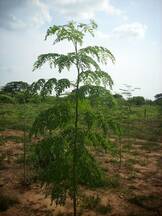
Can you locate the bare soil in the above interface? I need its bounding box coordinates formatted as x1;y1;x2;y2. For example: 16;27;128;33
0;129;162;216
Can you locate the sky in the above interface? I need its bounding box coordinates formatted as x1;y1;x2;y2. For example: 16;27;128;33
0;0;162;99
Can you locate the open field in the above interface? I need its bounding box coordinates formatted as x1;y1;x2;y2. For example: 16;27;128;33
0;102;161;141
0;102;162;216
0;129;162;216
0;6;162;216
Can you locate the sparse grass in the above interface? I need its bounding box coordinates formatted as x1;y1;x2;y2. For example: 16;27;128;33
15;154;24;164
140;141;161;151
127;170;137;180
0;103;161;141
105;175;121;189
0;136;5;146
81;194;112;215
127;194;162;211
56;213;65;216
138;158;148;166
107;142;119;156
109;158;119;165
125;159;137;170
96;203;112;215
125;155;148;169
131;150;139;156
156;156;162;168
123;105;161;142
120;187;133;197
0;102;161;215
123;143;132;152
0;153;5;169
81;194;100;210
127;213;151;216
0;102;54;131
0;135;25;143
0;194;19;212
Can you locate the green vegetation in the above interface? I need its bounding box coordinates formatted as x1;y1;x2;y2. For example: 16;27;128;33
31;20;116;216
0;20;162;216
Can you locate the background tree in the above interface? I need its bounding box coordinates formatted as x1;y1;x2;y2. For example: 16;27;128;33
128;96;145;106
154;93;162;105
1;81;29;97
120;84;140;107
32;20;115;216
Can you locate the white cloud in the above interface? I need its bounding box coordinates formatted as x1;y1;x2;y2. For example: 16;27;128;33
0;0;124;30
102;0;122;16
0;0;52;30
6;15;27;30
112;22;147;39
94;22;148;42
48;0;123;19
32;0;52;26
95;30;110;39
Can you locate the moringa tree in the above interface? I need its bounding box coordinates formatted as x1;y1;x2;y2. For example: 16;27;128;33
33;20;115;216
40;78;71;99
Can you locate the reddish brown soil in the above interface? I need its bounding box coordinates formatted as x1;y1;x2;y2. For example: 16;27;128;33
0;130;162;216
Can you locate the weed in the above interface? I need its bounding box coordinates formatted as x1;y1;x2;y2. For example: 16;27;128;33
81;194;100;210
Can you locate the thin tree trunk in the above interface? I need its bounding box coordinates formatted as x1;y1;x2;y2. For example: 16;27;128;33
23;99;27;184
24;124;26;183
73;42;80;216
119;135;122;169
144;106;147;120
128;105;131;145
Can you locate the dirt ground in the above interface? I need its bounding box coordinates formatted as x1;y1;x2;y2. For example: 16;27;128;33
0;129;162;216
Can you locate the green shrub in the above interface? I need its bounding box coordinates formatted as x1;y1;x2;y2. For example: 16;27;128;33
0;94;15;104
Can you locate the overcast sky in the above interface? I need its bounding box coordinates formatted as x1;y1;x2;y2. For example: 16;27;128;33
0;0;161;99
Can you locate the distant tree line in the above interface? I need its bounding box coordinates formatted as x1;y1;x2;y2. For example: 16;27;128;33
0;80;161;106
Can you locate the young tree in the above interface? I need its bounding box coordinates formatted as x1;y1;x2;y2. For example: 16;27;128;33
40;78;71;99
120;84;140;140
33;20;115;216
